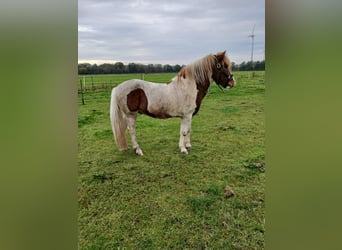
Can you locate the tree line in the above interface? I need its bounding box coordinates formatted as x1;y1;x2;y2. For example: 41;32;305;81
78;60;265;75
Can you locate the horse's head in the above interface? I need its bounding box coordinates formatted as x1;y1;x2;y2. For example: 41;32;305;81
212;51;235;89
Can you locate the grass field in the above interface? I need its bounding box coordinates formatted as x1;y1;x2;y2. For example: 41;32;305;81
78;71;265;249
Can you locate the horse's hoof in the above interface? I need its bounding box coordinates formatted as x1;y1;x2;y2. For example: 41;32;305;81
135;148;144;156
181;150;188;155
186;146;192;151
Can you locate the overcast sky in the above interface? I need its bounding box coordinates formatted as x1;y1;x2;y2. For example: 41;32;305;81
78;0;265;65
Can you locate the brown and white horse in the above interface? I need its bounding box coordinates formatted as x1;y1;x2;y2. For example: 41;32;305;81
110;51;235;156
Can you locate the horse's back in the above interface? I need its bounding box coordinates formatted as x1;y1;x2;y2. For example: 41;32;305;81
114;79;163;94
120;79;160;87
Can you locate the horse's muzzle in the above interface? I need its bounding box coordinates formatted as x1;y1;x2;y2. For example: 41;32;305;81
227;77;235;88
225;74;234;88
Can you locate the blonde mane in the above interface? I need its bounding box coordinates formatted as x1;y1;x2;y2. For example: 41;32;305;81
188;54;216;83
178;54;215;85
177;52;231;86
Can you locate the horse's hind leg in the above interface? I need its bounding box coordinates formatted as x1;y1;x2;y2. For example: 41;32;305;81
126;113;143;156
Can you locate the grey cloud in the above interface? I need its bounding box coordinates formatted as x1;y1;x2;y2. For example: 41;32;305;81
78;0;265;64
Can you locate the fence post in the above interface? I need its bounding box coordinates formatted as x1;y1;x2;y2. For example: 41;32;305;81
91;76;95;91
79;79;85;105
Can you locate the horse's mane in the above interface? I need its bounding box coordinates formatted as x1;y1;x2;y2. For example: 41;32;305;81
177;54;215;85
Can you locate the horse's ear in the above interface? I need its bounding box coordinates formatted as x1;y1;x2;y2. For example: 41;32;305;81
216;50;226;60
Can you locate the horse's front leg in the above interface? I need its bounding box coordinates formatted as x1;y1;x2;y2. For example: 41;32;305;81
179;115;192;154
184;133;192;151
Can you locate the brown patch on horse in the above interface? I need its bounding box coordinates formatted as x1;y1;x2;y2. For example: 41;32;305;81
127;88;148;112
211;65;223;84
193;78;211;116
127;88;172;119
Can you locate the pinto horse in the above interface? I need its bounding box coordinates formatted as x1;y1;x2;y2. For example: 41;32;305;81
110;51;235;156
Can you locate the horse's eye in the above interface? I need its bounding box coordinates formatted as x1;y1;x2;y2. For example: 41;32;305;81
224;63;228;69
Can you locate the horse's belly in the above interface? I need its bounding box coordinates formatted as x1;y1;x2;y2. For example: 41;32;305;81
148;94;196;118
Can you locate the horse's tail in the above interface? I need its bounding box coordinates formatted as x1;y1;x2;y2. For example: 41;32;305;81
110;87;128;150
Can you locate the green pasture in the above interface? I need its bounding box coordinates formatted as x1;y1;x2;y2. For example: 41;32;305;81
78;71;265;249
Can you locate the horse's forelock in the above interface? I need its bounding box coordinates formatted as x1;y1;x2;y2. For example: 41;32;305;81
216;51;232;69
223;56;232;69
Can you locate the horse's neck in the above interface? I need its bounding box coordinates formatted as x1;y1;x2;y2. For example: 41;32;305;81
196;78;211;97
198;78;211;89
